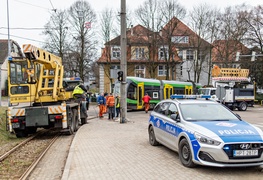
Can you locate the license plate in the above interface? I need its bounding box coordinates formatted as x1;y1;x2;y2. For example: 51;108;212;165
12;123;20;129
233;150;258;157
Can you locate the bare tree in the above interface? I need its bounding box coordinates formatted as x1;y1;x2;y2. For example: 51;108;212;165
188;4;216;84
159;0;186;80
244;5;263;53
135;0;163;78
99;7;117;92
67;0;97;82
242;5;263;88
42;10;70;62
213;5;249;67
205;7;221;85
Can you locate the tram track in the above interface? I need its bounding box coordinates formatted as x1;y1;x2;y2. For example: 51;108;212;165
0;129;61;179
19;135;59;180
0;129;48;162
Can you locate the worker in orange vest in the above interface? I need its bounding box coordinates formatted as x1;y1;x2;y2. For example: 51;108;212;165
106;93;115;120
142;93;151;113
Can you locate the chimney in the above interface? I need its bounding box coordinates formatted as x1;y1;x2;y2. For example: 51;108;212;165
101;48;104;56
159;26;163;36
131;25;133;36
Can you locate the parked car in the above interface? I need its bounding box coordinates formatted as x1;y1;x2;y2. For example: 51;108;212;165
148;95;263;168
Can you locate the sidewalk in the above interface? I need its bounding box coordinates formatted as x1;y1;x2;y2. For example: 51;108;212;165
61;106;157;180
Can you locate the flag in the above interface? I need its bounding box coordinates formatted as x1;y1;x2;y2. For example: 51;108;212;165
84;22;91;29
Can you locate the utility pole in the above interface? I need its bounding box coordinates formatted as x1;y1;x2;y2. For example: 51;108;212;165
1;0;11;106
120;0;127;123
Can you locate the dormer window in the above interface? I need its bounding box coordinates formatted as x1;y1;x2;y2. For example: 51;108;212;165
186;50;194;60
172;36;189;43
111;46;120;59
159;46;168;60
135;47;145;59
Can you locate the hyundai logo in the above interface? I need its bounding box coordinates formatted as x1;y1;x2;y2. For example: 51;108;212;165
240;143;251;150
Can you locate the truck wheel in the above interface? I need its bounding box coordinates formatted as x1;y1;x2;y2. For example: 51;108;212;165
73;109;79;132
68;109;75;135
15;129;28;138
81;117;87;125
238;102;247;111
27;127;37;134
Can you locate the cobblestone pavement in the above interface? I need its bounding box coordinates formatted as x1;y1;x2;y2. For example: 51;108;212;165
61;106;263;180
2;100;263;180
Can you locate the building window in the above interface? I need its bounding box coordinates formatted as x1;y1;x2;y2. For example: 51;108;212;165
110;65;120;69
135;65;145;77
178;50;183;60
172;36;189;43
180;65;183;75
186;50;194;60
135;47;145;59
159;46;168;59
158;65;167;76
111;46;120;59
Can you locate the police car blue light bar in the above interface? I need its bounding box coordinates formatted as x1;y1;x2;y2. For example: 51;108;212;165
64;77;81;81
170;95;211;99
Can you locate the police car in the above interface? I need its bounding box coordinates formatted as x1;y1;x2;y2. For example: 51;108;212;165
148;95;263;168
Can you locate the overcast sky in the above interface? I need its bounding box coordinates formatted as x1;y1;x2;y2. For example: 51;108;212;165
0;0;261;47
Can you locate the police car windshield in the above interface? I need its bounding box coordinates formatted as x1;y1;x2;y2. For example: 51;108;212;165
179;103;239;121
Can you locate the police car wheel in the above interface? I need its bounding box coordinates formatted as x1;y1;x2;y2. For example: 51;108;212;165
149;126;159;146
179;139;195;168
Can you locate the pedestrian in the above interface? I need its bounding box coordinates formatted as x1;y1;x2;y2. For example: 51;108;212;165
142;93;151;113
97;92;106;118
106;93;115;120
115;95;120;118
104;92;109;102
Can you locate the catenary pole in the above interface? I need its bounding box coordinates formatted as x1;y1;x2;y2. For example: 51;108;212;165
120;0;127;123
1;0;11;106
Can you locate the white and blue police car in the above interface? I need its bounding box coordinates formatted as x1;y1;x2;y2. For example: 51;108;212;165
148;95;263;168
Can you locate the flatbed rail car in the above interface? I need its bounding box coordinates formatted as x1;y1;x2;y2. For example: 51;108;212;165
114;76;201;110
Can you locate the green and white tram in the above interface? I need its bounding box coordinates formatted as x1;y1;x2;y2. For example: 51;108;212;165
114;76;201;110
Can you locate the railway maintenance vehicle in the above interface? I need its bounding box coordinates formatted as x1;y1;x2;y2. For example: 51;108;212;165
6;44;87;138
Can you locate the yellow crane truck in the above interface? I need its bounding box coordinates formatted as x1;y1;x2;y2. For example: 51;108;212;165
6;44;87;138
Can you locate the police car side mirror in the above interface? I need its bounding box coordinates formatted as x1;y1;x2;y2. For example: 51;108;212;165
171;114;180;122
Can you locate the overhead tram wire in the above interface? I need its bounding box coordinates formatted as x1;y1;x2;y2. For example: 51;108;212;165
13;0;50;11
0;27;46;30
0;32;44;44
